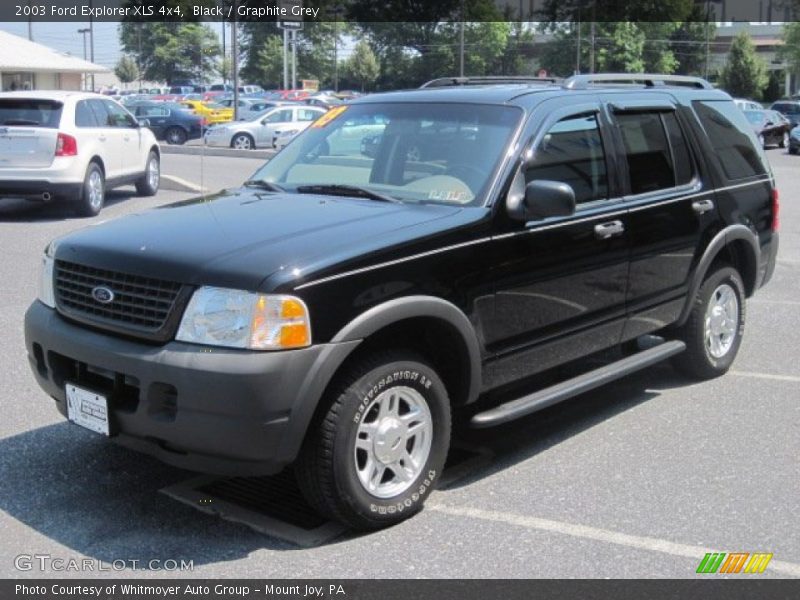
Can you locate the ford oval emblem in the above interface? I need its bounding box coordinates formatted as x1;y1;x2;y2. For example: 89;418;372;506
91;286;115;304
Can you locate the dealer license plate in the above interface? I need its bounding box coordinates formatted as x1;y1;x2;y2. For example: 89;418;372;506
66;384;110;436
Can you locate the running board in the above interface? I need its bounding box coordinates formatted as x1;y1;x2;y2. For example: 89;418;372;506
470;340;686;428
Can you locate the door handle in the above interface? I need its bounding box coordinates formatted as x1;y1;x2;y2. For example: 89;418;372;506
594;220;625;240
98;135;106;142
692;199;715;215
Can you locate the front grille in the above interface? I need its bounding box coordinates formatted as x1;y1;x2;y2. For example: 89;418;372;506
54;260;187;341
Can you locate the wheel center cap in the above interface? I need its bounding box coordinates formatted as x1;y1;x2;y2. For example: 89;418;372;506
374;418;405;464
709;306;727;334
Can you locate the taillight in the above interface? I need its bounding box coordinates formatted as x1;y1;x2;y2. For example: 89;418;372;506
771;188;780;232
55;132;77;157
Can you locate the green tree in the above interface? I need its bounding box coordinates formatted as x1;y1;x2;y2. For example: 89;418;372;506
719;31;769;99
253;36;284;90
670;18;716;76
539;22;648;76
344;40;380;92
120;22;220;84
780;22;800;81
114;55;139;88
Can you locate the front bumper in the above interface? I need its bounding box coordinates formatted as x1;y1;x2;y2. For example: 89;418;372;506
24;301;355;476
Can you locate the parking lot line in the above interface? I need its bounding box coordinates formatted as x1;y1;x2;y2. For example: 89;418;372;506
429;503;800;577
729;370;800;383
749;299;800;307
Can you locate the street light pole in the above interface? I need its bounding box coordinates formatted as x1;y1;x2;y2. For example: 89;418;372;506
232;0;239;120
78;28;90;90
89;0;95;91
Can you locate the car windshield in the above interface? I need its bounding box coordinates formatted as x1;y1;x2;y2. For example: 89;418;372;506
744;110;765;124
0;99;62;127
249;102;521;207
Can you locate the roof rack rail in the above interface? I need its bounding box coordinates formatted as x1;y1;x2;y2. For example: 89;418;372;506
563;73;713;90
420;76;561;89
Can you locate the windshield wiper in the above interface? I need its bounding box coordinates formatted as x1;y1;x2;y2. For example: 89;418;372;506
242;179;285;192
296;184;401;204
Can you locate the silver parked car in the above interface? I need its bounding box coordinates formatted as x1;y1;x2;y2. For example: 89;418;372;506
204;105;326;149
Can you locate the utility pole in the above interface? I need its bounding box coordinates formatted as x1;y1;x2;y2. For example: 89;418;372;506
89;0;95;91
459;0;465;77
78;28;90;90
704;0;711;79
27;1;33;40
283;29;289;90
222;21;227;85
232;0;239;120
575;13;581;75
291;30;297;90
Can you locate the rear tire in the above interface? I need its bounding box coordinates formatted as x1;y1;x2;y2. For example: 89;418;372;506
296;351;451;530
135;151;160;196
671;265;745;380
75;162;105;217
164;127;187;145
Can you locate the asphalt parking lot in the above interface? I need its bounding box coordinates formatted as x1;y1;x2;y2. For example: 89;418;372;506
0;149;798;579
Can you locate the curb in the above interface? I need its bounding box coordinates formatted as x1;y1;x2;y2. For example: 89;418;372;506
160;174;206;194
160;145;275;160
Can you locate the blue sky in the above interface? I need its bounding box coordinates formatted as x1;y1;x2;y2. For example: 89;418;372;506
0;21;230;69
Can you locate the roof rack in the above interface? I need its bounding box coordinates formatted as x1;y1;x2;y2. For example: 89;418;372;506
563;74;713;90
420;76;561;89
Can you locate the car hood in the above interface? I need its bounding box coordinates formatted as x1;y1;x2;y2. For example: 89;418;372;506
53;188;465;291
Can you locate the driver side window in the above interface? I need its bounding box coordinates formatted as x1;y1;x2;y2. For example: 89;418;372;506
525;113;609;205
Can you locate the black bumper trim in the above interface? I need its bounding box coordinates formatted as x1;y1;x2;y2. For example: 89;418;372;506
24;301;359;476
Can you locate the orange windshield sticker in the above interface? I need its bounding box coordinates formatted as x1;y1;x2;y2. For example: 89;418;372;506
312;105;348;128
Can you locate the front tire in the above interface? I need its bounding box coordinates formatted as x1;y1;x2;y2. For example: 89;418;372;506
135;151;160;196
780;132;789;148
75;162;105;217
671;265;745;380
296;352;451;530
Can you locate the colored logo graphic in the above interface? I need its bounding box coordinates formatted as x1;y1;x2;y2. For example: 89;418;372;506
696;552;773;574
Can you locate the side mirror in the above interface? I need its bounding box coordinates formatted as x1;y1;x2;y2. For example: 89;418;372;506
507;179;576;221
137;118;150;128
765;121;774;127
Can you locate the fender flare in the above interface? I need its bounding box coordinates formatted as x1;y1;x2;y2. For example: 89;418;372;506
676;224;760;327
274;296;483;464
332;295;483;405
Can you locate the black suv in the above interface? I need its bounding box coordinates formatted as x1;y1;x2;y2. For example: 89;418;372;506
25;74;779;530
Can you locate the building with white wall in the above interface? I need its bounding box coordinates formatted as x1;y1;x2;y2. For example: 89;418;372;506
0;30;108;92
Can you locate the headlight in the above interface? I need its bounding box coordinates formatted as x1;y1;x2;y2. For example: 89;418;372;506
791;128;800;139
176;287;311;350
37;242;56;308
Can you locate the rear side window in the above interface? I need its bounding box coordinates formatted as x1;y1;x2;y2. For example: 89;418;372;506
615;112;676;194
525;113;609;205
694;100;768;180
74;100;98;127
0;99;62;128
663;112;694;186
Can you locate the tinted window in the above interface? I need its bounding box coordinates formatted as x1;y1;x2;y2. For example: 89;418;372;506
694;101;767;180
662;112;694;186
74;100;98;127
616;112;676;194
525;113;608;204
0;99;62;128
744;110;765;125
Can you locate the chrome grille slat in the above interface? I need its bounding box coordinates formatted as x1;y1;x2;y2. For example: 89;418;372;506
54;260;183;338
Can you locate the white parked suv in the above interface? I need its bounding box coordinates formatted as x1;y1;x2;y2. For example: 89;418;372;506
0;91;160;216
